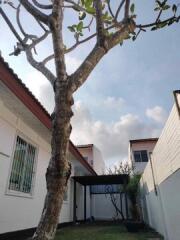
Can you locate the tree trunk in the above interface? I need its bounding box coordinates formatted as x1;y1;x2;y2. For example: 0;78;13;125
31;81;73;240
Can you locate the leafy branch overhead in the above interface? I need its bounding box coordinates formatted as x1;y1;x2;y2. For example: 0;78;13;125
0;1;179;83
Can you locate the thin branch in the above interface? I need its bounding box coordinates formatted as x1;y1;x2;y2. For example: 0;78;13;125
115;0;126;20
32;0;52;10
26;47;56;86
136;15;180;29
19;0;49;25
156;9;163;23
42;54;54;65
0;7;24;45
16;4;38;40
107;0;115;18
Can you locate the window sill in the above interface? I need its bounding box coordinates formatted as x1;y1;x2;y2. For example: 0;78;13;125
5;190;34;199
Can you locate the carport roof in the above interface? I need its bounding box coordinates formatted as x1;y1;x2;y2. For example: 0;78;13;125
73;174;129;186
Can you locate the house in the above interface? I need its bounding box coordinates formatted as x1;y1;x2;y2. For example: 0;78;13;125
0;56;97;237
0;57;130;239
77;144;105;175
128;138;158;174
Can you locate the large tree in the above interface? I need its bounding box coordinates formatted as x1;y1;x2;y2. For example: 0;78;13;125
0;0;179;239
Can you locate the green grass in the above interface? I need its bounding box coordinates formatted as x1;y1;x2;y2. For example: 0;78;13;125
55;223;162;240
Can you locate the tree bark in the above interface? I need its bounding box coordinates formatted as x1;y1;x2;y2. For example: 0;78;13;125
32;82;73;240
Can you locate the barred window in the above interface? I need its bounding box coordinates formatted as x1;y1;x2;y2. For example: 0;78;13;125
9;136;37;194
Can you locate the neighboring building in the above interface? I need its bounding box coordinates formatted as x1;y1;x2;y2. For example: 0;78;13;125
128;138;158;174
0;56;96;236
77;144;105;175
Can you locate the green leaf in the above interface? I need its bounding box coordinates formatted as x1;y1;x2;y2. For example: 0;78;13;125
76;21;83;32
162;5;170;10
132;36;136;41
130;3;135;14
151;26;158;31
157;21;167;28
79;11;86;20
154;7;160;11
68;26;76;32
86;6;96;14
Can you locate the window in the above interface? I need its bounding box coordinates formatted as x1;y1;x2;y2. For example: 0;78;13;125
9;136;37;194
134;150;148;162
63;187;68;201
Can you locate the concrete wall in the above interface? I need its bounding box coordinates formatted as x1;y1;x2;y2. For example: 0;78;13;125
91;193;127;220
140;98;180;240
0;100;88;234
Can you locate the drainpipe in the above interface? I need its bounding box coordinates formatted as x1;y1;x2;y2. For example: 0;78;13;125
173;90;180;119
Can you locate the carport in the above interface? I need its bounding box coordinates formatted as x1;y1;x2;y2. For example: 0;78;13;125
73;174;129;223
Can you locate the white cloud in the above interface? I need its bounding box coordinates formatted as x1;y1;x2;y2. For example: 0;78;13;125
146;106;167;123
103;96;125;110
71;101;160;167
65;55;81;74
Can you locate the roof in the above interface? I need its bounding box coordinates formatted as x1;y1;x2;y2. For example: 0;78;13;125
0;56;96;176
77;144;94;148
73;174;129;186
130;138;158;145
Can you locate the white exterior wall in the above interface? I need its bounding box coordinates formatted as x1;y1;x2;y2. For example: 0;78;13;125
0;100;88;234
93;146;105;175
140;98;180;240
91;193;127;220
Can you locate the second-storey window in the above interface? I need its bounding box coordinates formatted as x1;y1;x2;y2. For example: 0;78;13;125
134;150;148;162
9;136;37;194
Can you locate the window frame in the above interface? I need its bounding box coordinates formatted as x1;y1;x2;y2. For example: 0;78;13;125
133;150;148;163
6;132;38;198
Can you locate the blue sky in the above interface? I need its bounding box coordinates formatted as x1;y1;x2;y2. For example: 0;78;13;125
0;1;180;167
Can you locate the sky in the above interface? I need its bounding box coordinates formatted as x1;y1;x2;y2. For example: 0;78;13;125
0;1;180;168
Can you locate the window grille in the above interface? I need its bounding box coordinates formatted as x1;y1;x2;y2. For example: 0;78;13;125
9;136;36;194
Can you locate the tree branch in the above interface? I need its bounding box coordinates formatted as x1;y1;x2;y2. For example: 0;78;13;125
124;0;130;19
107;0;115;18
136;15;180;29
94;0;105;46
69;20;135;93
0;7;24;45
32;0;52;10
19;0;49;25
25;32;56;86
50;0;67;83
115;0;126;20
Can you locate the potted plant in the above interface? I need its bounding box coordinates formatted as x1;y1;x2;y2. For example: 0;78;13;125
124;174;144;232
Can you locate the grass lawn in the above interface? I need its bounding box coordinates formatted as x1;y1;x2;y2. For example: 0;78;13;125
55;223;163;240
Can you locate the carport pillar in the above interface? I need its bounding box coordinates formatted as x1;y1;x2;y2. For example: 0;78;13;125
84;185;87;221
124;178;129;220
73;179;77;223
